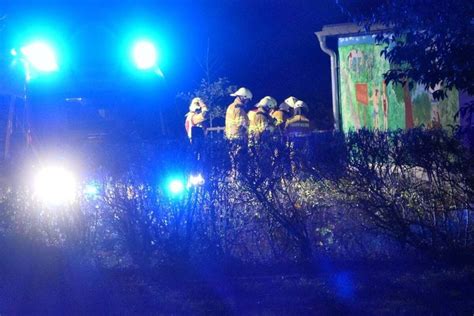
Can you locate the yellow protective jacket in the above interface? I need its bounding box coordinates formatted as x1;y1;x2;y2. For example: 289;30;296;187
249;109;273;136
285;114;312;138
225;99;249;140
271;110;290;127
247;109;258;130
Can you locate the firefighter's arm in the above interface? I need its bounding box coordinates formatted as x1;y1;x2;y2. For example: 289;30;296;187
191;103;209;125
274;111;283;125
198;100;208;110
243;111;249;128
192;111;207;125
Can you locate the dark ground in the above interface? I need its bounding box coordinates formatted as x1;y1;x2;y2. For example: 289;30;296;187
1;254;473;315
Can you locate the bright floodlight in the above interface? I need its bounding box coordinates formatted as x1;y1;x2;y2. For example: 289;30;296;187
168;179;185;195
132;40;157;69
34;166;77;205
20;41;58;72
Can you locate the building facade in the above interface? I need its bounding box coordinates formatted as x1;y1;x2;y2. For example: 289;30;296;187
316;24;464;133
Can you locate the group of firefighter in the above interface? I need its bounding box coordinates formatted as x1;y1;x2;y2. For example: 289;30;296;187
184;86;313;169
185;86;312;141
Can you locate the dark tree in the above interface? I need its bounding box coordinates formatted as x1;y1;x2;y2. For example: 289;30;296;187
337;0;474;98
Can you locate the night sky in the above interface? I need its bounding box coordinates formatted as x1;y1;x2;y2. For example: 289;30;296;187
1;0;346;131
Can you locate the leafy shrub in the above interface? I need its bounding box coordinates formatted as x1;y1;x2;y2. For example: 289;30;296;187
0;128;472;270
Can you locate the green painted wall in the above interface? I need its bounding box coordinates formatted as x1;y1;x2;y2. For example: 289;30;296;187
338;35;459;132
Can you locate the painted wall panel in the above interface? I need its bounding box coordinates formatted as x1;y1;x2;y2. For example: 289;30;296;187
338;35;459;132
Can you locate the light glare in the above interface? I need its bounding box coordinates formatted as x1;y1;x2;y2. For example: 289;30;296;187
84;183;99;197
20;41;58;72
187;174;205;188
168;179;185;195
34;166;77;205
132;40;157;69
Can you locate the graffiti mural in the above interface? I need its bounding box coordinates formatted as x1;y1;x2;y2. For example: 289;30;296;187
338;35;459;132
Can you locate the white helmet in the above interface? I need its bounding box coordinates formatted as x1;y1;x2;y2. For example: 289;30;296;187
230;87;253;100
285;96;299;108
257;96;277;109
266;96;278;109
294;100;308;109
191;97;202;104
189;97;202;112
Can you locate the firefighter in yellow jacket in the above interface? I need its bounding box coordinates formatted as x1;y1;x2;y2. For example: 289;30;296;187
272;96;297;129
248;96;277;139
185;97;208;143
286;100;312;172
285;100;311;138
225;87;252;140
185;97;208;162
225;87;252;176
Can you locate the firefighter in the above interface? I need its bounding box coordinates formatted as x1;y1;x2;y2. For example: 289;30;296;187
271;97;296;165
248;96;276;139
285;100;312;172
225;87;252;140
225;87;252;176
185;97;208;162
266;96;279;121
272;96;297;129
185;97;208;142
286;100;311;137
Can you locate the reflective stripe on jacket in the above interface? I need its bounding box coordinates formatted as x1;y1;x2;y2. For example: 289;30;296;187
285;114;311;137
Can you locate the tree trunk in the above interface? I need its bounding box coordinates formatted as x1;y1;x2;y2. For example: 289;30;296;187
403;84;414;129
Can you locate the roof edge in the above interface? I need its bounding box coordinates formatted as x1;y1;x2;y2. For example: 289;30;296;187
315;23;389;38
